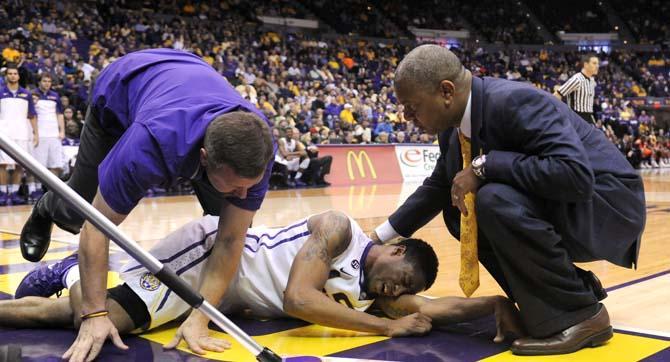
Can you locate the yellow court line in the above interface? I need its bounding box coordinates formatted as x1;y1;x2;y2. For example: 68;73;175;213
141;323;389;362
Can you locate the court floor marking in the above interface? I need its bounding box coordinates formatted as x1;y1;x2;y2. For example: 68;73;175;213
605;268;670;293
614;326;670;339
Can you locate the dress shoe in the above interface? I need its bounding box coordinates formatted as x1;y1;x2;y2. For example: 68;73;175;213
511;304;612;355
20;206;54;262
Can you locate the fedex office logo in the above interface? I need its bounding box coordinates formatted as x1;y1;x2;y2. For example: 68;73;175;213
400;149;422;167
400;148;440;168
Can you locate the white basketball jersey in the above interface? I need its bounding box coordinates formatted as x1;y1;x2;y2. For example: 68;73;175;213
121;214;375;325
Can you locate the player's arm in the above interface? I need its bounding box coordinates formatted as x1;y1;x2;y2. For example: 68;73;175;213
166;201;254;354
277;138;291;158
283;211;431;336
57;113;65;139
375;294;525;342
292;139;307;157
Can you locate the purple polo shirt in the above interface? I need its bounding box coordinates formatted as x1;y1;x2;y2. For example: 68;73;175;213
92;49;274;215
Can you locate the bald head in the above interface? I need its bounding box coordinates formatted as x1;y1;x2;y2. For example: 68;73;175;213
395;45;465;92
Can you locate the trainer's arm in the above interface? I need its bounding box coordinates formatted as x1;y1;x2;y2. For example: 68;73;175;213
376;294;524;342
283;211;431;336
188;202;254;323
80;190;127;313
63;189;129;362
165;202;254;354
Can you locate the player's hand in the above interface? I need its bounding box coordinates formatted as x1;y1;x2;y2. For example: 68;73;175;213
385;312;432;337
165;312;232;354
32;137;39;147
493;296;525;343
59;131;66;140
63;316;128;362
451;165;481;216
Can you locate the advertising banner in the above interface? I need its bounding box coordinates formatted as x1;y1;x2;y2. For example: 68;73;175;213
394;145;441;181
318;145;403;186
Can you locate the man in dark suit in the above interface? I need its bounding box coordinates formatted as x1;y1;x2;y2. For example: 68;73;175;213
372;45;645;355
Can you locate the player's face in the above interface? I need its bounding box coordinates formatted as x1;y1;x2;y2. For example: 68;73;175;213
367;246;426;298
40;77;52;90
6;69;19;84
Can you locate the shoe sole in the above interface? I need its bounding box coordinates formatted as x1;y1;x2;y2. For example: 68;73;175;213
511;326;613;356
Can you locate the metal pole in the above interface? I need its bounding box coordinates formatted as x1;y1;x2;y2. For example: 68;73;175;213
0;133;281;361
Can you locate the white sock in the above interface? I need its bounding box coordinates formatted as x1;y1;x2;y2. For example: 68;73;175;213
295;172;303;179
9;184;19;193
35;182;42;190
64;265;81;289
28;182;36;192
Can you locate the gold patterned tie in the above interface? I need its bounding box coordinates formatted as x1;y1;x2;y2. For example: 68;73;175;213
458;130;480;297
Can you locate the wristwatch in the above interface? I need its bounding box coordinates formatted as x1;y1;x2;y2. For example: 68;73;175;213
472;154;486;179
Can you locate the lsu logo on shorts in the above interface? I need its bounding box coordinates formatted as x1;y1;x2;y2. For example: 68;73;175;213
139;272;161;291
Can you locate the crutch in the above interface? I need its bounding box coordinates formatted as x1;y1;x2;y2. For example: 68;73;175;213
0;133;283;362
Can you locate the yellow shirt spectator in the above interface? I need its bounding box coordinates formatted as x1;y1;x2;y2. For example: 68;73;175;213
340;105;355;124
2;47;20;62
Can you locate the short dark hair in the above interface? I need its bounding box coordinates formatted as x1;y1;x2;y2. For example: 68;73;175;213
5;63;18;72
581;53;598;65
397;238;439;290
40;73;52;81
204;111;273;178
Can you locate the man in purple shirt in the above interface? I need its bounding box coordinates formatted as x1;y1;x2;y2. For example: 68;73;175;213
20;49;275;360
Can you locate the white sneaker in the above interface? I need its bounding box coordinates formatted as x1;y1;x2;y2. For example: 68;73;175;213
652;159;660;168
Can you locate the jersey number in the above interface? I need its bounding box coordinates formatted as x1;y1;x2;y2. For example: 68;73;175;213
331;292;354;308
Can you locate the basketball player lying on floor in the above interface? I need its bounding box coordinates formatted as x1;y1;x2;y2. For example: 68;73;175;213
6;210;523;354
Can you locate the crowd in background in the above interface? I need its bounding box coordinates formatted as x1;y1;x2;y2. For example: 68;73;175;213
0;0;669;198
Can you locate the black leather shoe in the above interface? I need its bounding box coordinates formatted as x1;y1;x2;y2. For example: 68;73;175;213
20;206;54;262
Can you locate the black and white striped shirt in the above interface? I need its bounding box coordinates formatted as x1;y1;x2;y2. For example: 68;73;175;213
557;72;596;113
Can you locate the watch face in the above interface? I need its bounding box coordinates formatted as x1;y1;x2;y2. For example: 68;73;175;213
473;157;483;168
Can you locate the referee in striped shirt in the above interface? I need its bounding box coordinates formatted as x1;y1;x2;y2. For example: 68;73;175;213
554;53;599;125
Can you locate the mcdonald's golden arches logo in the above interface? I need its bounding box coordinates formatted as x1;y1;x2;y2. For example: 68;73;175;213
346;151;377;180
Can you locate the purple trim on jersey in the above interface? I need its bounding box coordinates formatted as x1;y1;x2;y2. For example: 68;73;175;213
243;230;311;253
245;219;308;242
34;88;63;113
124;229;217;273
0;85;37;117
358;242;374;299
156;247;215;312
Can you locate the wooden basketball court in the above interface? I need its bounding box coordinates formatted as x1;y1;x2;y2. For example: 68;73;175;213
0;170;668;361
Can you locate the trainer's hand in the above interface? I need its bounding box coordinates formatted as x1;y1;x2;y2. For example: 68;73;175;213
451;165;481;216
385;312;432;337
63;316;127;362
493;296;525;343
165;312;232;354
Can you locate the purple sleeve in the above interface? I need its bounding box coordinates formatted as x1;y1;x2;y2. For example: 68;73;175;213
27;95;37;118
56;96;63;114
225;144;276;211
98;123;168;214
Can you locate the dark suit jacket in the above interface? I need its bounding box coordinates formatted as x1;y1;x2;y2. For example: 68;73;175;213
388;77;645;268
